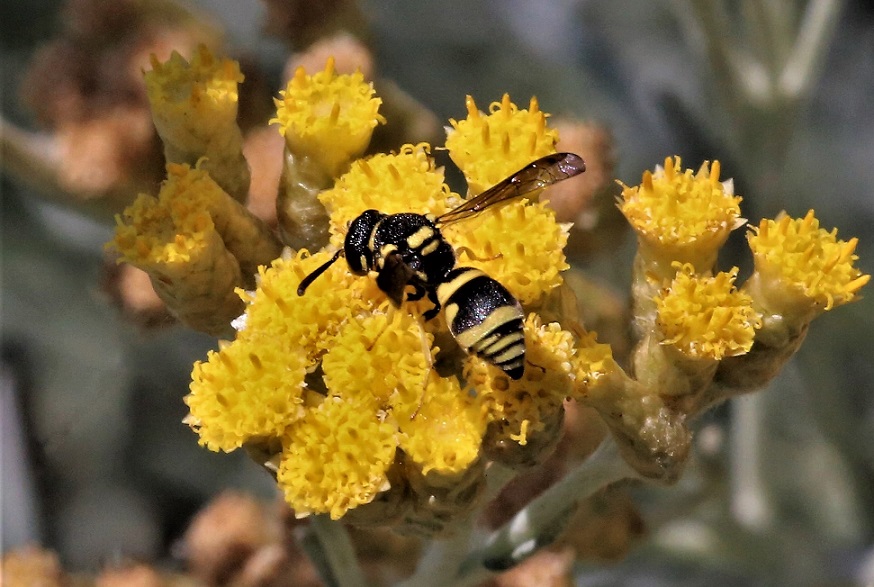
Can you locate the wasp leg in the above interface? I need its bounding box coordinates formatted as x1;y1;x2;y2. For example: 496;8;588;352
422;288;441;321
410;313;434;420
405;281;427;302
455;245;503;262
366;305;395;351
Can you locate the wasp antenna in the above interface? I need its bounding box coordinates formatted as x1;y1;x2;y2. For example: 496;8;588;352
297;249;344;296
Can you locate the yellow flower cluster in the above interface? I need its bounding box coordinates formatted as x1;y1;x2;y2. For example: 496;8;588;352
112;47;871;521
748;210;870;312
183;70;592;520
271;56;385;177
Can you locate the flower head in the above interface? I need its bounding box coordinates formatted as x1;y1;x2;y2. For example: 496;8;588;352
110;162;254;336
271;57;385;177
442;199;570;306
185;334;308;452
655;264;762;360
278;394;398;520
145;45;244;154
619;157;744;271
319;143;453;244
466;314;577;447
446;94;558;195
747;210;870;313
399;376;486;476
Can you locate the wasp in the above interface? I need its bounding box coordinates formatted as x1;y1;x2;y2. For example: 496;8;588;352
297;152;586;380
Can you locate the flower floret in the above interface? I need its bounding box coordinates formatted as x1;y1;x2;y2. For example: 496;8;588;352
185;335;308;452
445;94;559;194
319;143;454;242
278;395;398;519
271;57;385;176
399;376;486;475
748;210;870;310
655;264;762;359
619;157;743;258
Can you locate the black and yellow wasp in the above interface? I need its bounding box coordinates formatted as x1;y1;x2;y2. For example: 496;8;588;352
298;152;586;380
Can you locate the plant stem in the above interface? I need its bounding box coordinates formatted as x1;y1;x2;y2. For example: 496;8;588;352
451;438;635;587
303;515;367;587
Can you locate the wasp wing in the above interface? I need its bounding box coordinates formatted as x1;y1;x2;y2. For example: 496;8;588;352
436;152;585;226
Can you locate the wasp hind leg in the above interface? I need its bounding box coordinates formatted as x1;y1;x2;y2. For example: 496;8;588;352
410;313;435;420
422;288;441;321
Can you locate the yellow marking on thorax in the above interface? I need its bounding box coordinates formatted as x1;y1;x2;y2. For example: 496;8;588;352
420;239;441;256
406;225;435;249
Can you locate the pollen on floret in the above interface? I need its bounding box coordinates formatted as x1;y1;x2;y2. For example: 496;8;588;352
748;210;870;311
185;334;309;452
399;376;486;475
319;143;454;243
572;330;617;392
321;308;434;409
111;163;224;266
445;94;559;194
655;264;762;359
144;45;243;148
238;249;380;366
277;394;398;519
619;157;744;265
465;314;576;445
443;199;569;305
270;57;385;176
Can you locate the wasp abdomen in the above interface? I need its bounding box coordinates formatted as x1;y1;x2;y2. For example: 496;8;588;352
436;267;526;379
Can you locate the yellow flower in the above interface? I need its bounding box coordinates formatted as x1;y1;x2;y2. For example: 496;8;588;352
277;394;398;520
321;309;432;410
399;376;486;475
619;157;744;271
112;188;215;269
445;94;559;195
655;264;762;359
271;57;385;177
442;199;570;306
185;334;308;452
319;143;453;244
238;248;381;367
747;210;870;312
110;162;265;336
145;45;244;154
145;45;250;201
